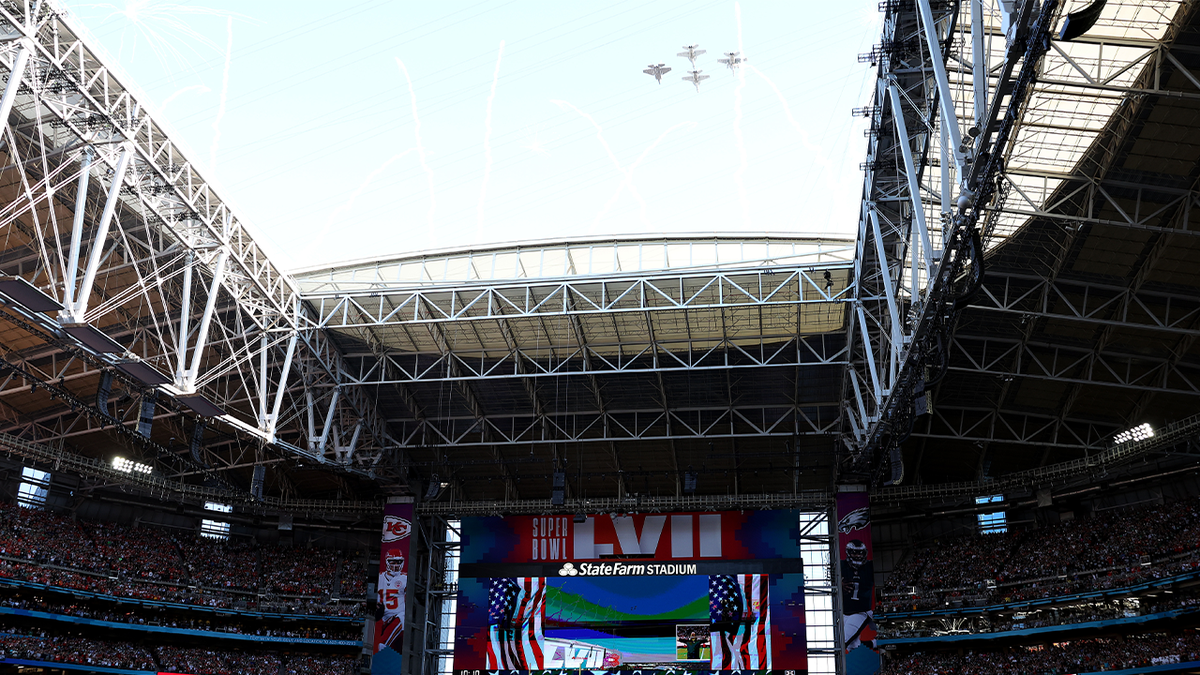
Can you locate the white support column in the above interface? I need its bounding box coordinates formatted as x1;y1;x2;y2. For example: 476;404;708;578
870;206;904;362
849;368;869;434
176;252;194;382
72;145;131;320
305;389;316;451
941;122;952;217
855;304;883;402
917;0;968;176
184;249;228;388
346;421;363;462
265;332;298;440
62;147;93;312
318;388;340;453
971;0;988;130
0;42;30;132
257;334;269;428
888;81;935;275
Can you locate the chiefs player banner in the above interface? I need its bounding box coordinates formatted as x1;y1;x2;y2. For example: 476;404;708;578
453;509;807;674
836;490;880;675
372;501;413;675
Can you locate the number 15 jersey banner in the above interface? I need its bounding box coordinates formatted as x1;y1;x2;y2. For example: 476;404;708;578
454;510;808;674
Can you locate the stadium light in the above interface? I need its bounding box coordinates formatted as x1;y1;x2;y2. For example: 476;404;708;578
1114;423;1154;445
112;457;152;474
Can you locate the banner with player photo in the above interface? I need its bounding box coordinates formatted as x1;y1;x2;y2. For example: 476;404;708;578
453;509;807;674
836;490;880;675
372;501;413;675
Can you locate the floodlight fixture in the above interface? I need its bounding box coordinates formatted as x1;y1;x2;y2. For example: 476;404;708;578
1114;423;1154;445
112;457;152;474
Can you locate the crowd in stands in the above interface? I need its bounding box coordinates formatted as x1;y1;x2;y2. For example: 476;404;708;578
1;633;155;670
157;645;283;675
262;546;341;596
881;496;1200;611
881;631;1200;674
0;629;359;674
283;653;359;675
339;556;368;598
0;501;369;617
180;536;260;592
880;594;1200;638
93;519;188;582
1;592;362;640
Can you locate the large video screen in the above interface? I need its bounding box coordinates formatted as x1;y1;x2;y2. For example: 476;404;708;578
454;509;806;674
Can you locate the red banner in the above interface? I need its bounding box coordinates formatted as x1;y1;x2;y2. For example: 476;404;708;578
372;501;413;674
837;490;879;674
499;511;770;563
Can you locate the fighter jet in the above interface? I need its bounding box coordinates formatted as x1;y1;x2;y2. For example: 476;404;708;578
643;63;672;84
718;51;746;72
677;44;706;68
682;70;710;92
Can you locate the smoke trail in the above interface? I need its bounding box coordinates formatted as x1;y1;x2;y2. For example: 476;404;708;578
553;99;659;224
551;100;623;172
91;1;242;76
396;58;437;235
159;84;210;112
208;16;232;172
747;64;834;175
596;121;697;227
477;40;506;238
733;1;749;227
302;149;416;262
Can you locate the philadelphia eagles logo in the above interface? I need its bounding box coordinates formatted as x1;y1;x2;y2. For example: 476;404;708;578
838;507;870;534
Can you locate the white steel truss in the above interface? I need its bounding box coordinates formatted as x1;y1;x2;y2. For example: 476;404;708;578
0;0;395;475
847;0;1191;483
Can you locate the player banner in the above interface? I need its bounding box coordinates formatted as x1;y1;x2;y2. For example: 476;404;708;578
836;490;879;675
454;509;807;674
373;500;413;675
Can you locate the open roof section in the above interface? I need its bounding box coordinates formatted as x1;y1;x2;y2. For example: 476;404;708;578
292;233;856;290
292;234;857;501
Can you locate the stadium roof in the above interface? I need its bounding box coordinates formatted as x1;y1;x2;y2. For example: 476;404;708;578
1;0;1199;511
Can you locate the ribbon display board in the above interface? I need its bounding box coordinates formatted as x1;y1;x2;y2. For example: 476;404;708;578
453;510;807;675
373;502;414;674
836;491;880;675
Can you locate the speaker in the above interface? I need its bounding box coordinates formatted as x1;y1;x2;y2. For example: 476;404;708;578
551;471;565;506
137;390;157;438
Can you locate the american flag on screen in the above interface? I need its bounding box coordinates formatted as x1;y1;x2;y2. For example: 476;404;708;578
487;577;546;669
709;574;771;670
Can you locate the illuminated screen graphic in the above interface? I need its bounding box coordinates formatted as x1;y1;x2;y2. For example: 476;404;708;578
454;509;806;674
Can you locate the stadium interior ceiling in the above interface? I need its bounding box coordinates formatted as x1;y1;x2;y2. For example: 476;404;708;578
0;0;1199;520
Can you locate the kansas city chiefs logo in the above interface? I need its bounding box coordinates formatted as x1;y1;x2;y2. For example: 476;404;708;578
838;507;870;534
382;515;412;542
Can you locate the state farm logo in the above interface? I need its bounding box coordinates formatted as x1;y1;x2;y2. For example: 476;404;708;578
555;560;697;576
382;515;411;542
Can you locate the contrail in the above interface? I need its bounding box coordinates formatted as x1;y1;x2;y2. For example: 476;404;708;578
94;1;240;74
551;100;623;172
208;16;232;172
159;84;210;112
596;121;697;227
302;149;416;262
396;58;437;235
553;100;655;224
733;1;749;227
747;64;835;176
477;40;506;238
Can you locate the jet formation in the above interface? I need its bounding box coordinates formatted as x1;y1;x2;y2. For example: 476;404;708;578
643;63;671;84
642;44;745;92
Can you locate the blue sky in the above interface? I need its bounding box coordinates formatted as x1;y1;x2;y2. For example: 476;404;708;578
62;1;880;269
